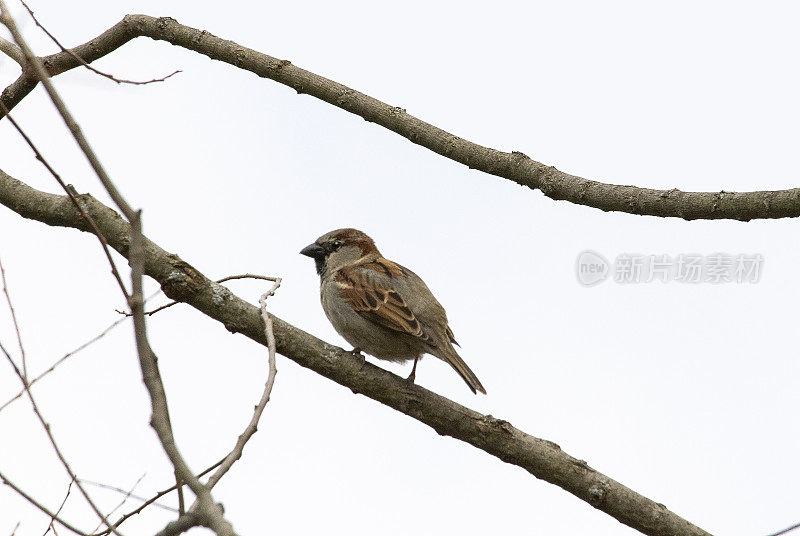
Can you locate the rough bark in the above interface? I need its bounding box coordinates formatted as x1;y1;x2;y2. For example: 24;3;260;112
1;14;798;220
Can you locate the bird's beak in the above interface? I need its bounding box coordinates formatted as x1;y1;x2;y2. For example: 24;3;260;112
300;243;326;259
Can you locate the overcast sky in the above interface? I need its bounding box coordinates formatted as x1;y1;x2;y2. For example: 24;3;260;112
1;1;799;535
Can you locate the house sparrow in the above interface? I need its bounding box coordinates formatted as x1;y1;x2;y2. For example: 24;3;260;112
300;228;486;394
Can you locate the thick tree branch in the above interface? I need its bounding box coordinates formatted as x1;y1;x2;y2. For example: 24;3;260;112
2;14;798;221
0;168;713;536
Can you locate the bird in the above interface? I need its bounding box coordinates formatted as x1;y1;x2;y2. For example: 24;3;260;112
300;228;486;394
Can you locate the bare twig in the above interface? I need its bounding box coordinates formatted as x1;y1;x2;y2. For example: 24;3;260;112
87;474;148;534
174;472;184;516
0;259;123;536
765;521;800;536
120;274;280;317
0;253;27;378
0;470;88;536
19;1;180;85
0;315;127;414
95;459;224;536
216;274;284;284
1;285;163;414
10;521;21;536
43;478;74;536
205;278;280;490
0;100;129;301
0;1;135;221
80;478;176;514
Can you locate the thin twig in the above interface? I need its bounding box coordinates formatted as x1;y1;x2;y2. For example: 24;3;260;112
19;1;180;85
43;478;74;536
0;99;129;301
0;315;127;414
0;254;27;378
0;470;88;536
0;1;135;221
216;274;283;284
94;459;224;536
10;521;21;536
87;474;148;534
174;472;184;516
1;286;162;415
0;261;123;536
205;278;280;490
765;521;800;536
80;478;176;514
130;273;280;317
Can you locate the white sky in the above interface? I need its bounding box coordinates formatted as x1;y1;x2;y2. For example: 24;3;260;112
1;1;799;535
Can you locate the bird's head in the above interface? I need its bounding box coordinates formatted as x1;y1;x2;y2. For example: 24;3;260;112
300;228;381;277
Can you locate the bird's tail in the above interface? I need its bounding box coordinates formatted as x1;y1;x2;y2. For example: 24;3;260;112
437;344;486;395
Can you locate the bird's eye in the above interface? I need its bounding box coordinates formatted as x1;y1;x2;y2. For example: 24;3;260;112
331;240;342;250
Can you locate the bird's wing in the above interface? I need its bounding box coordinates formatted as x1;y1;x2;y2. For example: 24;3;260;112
336;259;434;345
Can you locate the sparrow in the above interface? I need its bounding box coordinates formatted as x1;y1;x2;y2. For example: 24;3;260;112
300;228;486;394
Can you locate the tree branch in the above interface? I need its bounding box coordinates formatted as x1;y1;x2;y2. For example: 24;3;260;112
0;35;23;65
0;259;122;536
0;168;714;536
1;14;798;221
19;0;180;86
0;470;87;536
0;2;135;221
204;277;280;491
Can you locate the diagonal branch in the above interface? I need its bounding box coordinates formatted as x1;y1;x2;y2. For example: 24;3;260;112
1;14;799;221
0;34;22;65
0;470;87;536
129;213;235;536
0;168;714;536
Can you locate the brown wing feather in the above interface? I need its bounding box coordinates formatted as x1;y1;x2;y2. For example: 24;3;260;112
337;262;433;344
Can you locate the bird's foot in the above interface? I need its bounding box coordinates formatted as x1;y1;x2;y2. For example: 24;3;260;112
405;356;419;385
